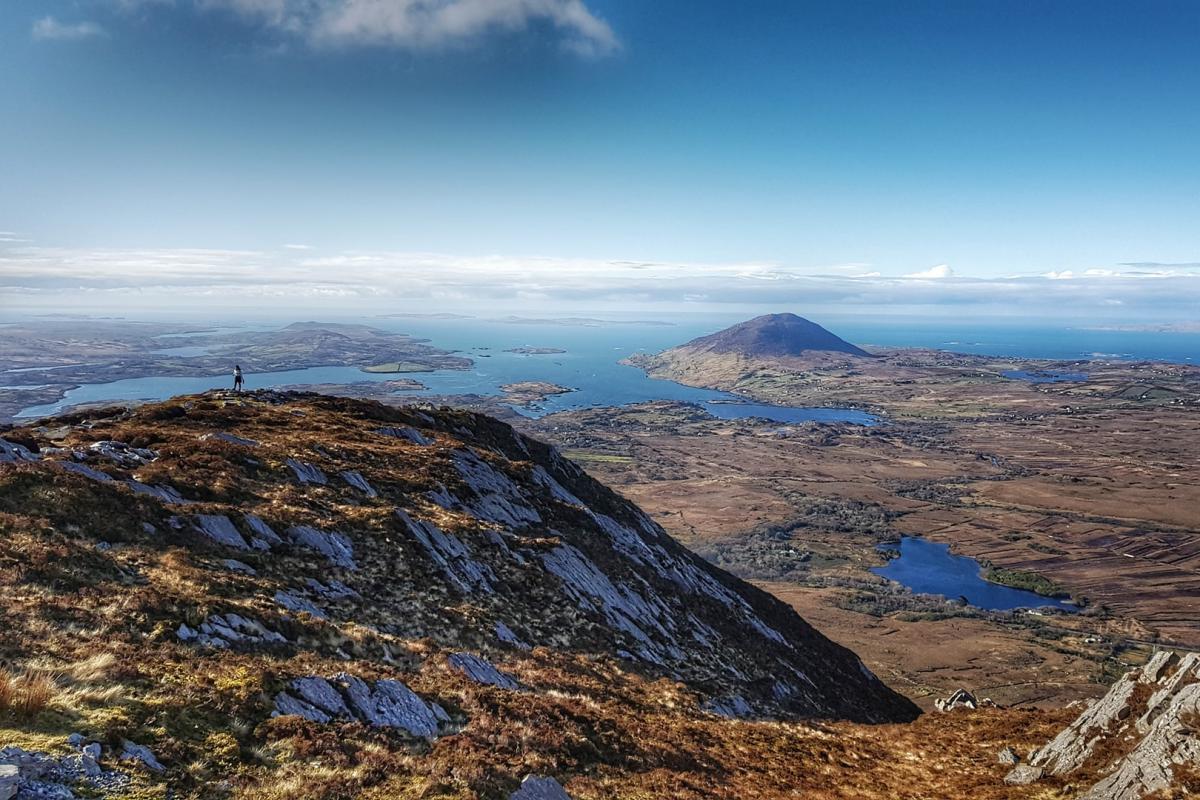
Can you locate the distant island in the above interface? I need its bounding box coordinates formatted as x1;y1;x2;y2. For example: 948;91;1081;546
499;380;575;407
671;313;871;358
504;346;567;354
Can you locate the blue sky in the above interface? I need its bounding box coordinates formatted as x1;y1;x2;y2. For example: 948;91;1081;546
1;0;1198;318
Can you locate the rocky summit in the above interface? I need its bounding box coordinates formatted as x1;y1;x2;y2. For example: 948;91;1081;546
0;390;926;800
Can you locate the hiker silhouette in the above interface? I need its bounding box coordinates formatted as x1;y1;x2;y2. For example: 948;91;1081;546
233;365;244;392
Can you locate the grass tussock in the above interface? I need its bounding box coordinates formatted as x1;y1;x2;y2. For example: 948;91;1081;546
0;670;57;717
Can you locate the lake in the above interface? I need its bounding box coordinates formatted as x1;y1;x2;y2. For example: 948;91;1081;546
871;536;1078;612
1001;369;1089;383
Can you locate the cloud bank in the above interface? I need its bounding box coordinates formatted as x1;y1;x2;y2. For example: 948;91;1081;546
3;245;1197;319
180;0;618;55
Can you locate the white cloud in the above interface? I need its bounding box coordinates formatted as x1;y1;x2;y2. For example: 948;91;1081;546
283;243;313;250
198;0;619;56
903;264;954;279
32;17;108;41
3;246;1198;318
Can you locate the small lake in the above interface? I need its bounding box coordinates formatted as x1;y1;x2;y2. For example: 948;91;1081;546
871;537;1078;612
1001;369;1089;384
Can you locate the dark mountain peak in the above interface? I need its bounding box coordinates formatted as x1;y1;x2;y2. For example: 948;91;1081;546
684;314;870;358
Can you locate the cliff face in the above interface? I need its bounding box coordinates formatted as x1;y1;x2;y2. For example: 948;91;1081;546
0;390;919;798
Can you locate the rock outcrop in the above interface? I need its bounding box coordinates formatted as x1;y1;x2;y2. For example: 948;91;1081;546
1007;651;1200;798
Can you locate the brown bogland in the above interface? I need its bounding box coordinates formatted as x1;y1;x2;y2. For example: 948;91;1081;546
527;348;1200;708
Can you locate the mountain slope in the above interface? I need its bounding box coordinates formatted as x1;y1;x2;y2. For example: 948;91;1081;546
0;391;920;798
679;314;870;359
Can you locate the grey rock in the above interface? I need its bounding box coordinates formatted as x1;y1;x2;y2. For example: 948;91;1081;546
272;691;330;723
509;775;573;800
285;458;327;485
935;688;978;712
495;621;531;650
0;765;16;800
273;673;446;738
1083;681;1200;800
243;514;283;546
340;470;377;497
125;479;188;504
337;674;443;739
193;514;249;550
88;440;156;467
448;653;520;690
1003;765;1043;786
997;746;1020;766
291;677;350;717
375;426;431;446
450;449;542;528
274;590;326;619
704;695;754;719
396;509;494;593
287;525;356;570
222;559;256;575
0;439;39;464
188;613;286;648
119;740;164;772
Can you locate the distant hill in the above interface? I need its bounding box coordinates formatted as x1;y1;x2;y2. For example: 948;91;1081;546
680;313;870;358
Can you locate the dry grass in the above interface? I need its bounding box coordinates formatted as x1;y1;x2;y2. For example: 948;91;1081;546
0;670;57;717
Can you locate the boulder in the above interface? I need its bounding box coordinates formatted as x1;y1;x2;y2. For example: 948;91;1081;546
448;653;520;690
0;764;17;800
285;458;327;485
997;746;1020;766
1003;765;1043;786
120;740;165;772
273;673;448;739
193;515;249;550
935;688;977;712
510;775;572;800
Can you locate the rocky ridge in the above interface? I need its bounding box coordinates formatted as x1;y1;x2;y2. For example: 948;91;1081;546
0;390;920;799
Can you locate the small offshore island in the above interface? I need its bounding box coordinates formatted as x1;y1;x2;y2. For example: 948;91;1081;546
504;346;567;355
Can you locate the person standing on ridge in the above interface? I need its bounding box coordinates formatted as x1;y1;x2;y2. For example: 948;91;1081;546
233;364;244;393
